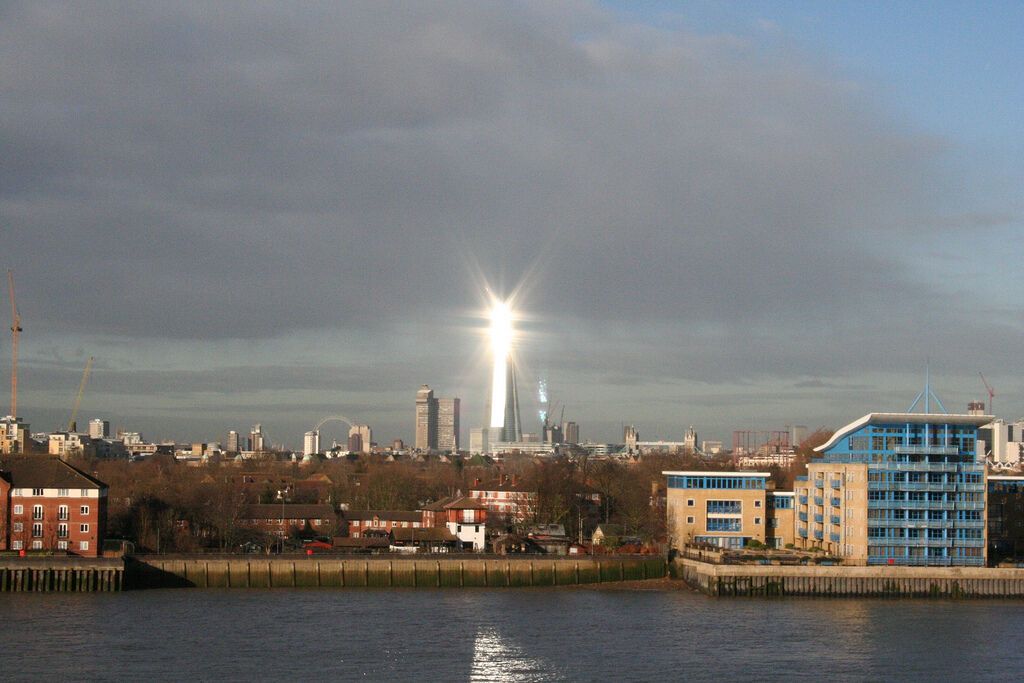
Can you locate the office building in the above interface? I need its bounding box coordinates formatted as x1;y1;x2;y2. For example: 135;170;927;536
562;421;579;445
415;385;438;450
303;430;320;457
88;419;110;439
348;424;372;454
794;407;990;566
469;427;490;455
226;430;239;453
249;424;265;452
484;357;521;443
437;398;460;452
979;419;1024;467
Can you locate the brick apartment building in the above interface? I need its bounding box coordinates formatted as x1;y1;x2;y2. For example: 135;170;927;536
0;457;108;557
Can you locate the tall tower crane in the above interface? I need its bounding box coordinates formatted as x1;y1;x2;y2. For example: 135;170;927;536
979;372;995;416
8;270;22;418
68;356;95;432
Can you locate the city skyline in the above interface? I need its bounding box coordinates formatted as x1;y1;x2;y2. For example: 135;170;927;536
2;2;1022;446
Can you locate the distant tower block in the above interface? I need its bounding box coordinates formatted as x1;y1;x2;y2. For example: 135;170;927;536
968;401;986;416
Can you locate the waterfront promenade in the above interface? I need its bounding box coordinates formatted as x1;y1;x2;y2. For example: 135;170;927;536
676;557;1024;597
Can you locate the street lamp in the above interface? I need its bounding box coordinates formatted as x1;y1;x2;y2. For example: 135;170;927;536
276;488;288;554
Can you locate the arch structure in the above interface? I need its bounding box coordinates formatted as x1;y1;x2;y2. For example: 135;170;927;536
313;416;356;432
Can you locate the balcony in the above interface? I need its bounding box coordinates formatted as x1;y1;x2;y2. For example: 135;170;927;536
814;480;825;489
813;530;824;540
798;495;808;505
889;461;976;471
814;514;824;524
868;500;958;510
829;533;841;543
798;528;808;538
893;445;962;456
813;496;824;506
830;497;841;507
798;512;808;522
830;480;842;489
830;515;841;525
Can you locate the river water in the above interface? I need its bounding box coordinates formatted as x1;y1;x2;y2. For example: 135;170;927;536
1;586;1022;681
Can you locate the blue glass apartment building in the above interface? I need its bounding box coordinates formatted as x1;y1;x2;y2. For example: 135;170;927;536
796;412;991;566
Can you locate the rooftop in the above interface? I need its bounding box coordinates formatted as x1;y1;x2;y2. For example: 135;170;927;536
816;412;994;453
0;456;106;490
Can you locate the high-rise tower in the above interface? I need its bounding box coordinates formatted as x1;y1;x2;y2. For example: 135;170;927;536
415;385;438;450
484;301;521;443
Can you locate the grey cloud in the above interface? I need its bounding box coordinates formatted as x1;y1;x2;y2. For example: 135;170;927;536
2;2;1019;443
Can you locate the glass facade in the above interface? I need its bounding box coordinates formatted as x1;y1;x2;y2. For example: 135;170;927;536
667;474;766;490
819;418;986;567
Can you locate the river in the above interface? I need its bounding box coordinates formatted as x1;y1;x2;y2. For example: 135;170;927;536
1;586;1021;681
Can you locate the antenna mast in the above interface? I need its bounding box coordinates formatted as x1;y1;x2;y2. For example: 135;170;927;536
7;270;22;418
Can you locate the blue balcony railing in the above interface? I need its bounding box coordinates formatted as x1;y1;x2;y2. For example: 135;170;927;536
813;497;824;506
813;530;823;540
830;515;841;525
798;512;808;522
799;495;808;505
829;533;840;543
830;480;842;489
830;497;841;507
814;480;825;489
813;513;824;524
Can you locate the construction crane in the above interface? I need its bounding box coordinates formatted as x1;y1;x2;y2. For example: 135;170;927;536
980;372;995;416
68;356;94;432
7;270;22;418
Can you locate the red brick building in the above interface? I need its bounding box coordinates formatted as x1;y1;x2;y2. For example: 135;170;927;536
345;510;423;538
0;457;108;557
237;503;338;539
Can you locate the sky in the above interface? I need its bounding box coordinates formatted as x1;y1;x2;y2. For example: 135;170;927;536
2;1;1022;448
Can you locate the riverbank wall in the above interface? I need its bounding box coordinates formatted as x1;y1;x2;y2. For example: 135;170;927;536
128;555;668;589
0;557;124;592
675;558;1024;598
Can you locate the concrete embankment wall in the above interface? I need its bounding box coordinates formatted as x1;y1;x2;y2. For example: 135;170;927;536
129;555;666;589
0;558;124;592
675;558;1024;598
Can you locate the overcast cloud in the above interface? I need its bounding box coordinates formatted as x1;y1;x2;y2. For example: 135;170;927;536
2;2;1020;445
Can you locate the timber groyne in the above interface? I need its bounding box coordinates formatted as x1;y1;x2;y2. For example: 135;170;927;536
676;558;1024;598
0;557;124;592
128;555;667;589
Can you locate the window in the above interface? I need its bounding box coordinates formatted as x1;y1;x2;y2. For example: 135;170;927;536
13;522;23;533
80;505;90;516
80;523;90;533
754;517;762;525
80;489;89;497
32;488;43;496
32;541;42;550
12;540;23;550
58;505;69;520
57;540;68;550
58;488;69;496
462;509;475;523
32;505;43;520
79;541;89;551
58;523;68;538
754;500;762;508
32;523;43;537
13;504;23;515
687;498;695;507
12;488;22;496
686;516;695;524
